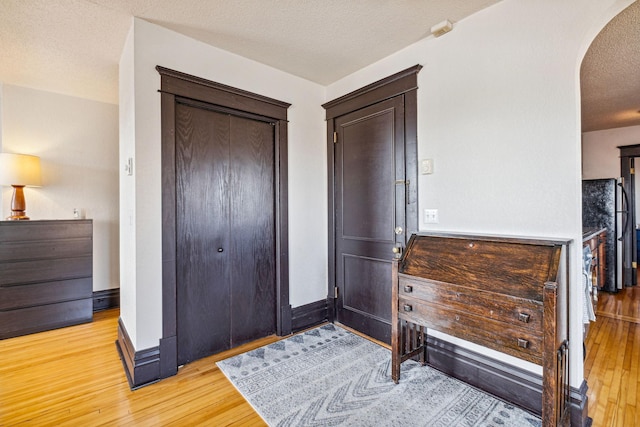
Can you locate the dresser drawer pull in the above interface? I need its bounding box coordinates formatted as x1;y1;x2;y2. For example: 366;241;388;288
518;312;531;323
403;285;413;293
517;338;529;349
403;304;413;312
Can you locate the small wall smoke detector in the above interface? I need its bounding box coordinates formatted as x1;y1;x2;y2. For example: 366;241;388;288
431;19;453;38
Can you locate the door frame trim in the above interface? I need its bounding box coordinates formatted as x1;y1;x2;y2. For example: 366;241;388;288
157;66;292;379
322;65;422;323
619;144;640;287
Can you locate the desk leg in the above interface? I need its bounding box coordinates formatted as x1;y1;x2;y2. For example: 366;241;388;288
392;259;400;383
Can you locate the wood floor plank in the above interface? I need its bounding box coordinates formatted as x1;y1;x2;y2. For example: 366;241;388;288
628;328;640;407
0;309;275;426
586;286;640;427
2;285;639;426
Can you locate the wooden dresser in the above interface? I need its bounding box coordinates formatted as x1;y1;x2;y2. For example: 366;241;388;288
582;227;606;290
391;232;570;427
0;220;93;339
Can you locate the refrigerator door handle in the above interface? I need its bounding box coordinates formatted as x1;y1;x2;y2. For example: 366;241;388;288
617;181;630;241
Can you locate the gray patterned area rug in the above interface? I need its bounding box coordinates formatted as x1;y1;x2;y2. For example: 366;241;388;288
217;324;542;427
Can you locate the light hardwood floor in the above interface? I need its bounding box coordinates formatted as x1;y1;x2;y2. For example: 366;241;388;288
0;310;275;426
585;286;640;427
1;288;638;426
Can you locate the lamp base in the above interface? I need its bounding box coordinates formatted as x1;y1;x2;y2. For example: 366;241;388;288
7;185;30;220
6;213;30;220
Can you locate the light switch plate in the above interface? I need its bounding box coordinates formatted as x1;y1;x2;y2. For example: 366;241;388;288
421;159;434;174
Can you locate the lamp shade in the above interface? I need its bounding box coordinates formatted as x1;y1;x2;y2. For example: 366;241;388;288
0;153;42;187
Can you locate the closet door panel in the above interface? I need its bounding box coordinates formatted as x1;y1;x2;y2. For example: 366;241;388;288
176;104;231;364
229;115;276;346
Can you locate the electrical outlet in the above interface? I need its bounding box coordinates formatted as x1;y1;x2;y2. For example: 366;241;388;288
424;209;439;223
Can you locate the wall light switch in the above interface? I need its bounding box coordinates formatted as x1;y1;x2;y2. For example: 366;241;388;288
125;158;133;176
421;158;434;175
424;209;439;224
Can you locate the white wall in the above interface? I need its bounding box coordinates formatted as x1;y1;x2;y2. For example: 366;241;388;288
118;23;137;342
120;1;633;390
582;125;640;179
1;84;119;292
583;125;640;220
120;19;327;350
326;0;632;387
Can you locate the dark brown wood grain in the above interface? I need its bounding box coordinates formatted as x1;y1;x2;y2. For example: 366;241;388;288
324;66;420;345
322;65;422;120
391;232;571;427
398;274;544;331
174;102;277;365
0;257;92;286
0;220;93;339
0;299;92;339
157;66;290;121
543;283;561;426
583;228;606;295
0;220;93;242
332;96;403;345
176;103;233;364
158;67;290;381
228;114;276;347
391;259;401;382
398;295;543;363
400;234;562;301
0;238;92;262
0;278;91;310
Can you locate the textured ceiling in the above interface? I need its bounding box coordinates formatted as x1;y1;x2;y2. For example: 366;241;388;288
581;1;640;132
0;0;637;132
0;0;500;104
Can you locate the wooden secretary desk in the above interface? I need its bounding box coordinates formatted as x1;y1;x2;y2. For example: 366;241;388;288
391;232;571;427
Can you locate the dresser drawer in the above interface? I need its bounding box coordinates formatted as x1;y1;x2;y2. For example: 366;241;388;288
0;298;93;339
0;257;92;286
398;297;542;364
0;238;92;262
0;220;94;340
0;278;92;310
398;275;542;332
0;220;92;243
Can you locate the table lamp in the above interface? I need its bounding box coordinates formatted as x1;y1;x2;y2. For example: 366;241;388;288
0;153;42;220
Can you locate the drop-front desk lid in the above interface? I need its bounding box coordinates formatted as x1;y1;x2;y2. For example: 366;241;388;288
398;232;572;302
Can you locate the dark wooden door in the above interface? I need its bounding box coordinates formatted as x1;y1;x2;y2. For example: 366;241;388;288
228;115;276;345
175;102;276;365
334;96;406;343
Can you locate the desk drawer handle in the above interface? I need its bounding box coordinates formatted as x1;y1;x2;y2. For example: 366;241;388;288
517;338;529;349
403;304;413;312
518;313;531;323
403;285;413;293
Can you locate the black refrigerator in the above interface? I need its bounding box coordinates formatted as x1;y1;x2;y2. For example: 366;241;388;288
582;178;622;292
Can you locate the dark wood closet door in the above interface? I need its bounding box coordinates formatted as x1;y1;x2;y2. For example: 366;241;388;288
176;104;231;364
334;96;405;344
229;115;276;346
175;103;276;365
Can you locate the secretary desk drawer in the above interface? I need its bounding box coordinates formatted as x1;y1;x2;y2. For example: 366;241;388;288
398;297;543;364
398;274;542;332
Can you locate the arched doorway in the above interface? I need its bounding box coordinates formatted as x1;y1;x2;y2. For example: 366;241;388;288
580;3;640;425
